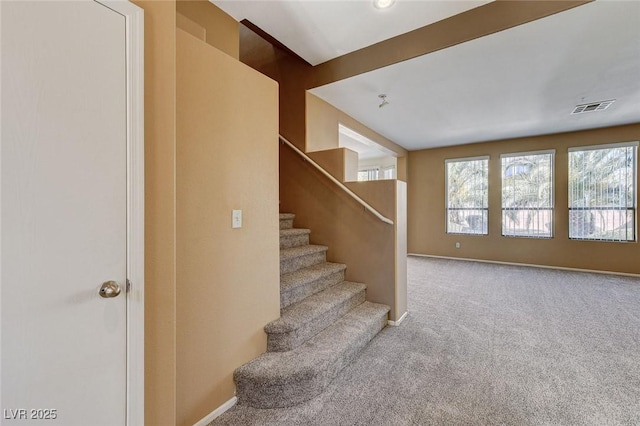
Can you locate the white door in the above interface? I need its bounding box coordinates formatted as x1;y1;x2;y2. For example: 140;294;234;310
1;1;134;424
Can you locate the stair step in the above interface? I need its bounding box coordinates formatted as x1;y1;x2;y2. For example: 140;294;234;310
279;213;295;230
234;301;390;408
279;228;311;249
280;245;327;275
281;262;346;309
266;281;366;352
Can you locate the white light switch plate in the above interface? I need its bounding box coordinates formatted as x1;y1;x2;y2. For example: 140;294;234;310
232;209;242;229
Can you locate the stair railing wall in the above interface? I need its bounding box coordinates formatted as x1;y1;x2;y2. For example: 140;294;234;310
279;135;408;322
279;135;394;226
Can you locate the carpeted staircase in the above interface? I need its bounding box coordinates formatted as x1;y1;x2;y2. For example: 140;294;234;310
233;213;390;408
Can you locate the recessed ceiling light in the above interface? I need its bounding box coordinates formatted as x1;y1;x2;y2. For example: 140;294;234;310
373;0;396;10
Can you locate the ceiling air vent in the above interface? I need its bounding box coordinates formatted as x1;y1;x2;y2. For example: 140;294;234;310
572;100;615;114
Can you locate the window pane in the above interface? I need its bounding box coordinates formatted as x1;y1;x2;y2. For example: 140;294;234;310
358;168;379;182
568;144;637;241
446;157;488;235
501;152;554;238
382;166;396;179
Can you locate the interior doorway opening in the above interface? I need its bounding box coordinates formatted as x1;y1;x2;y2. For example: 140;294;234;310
338;124;397;181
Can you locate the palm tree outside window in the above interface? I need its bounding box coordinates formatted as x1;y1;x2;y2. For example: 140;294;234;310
445;156;489;235
501;150;555;238
568;142;638;242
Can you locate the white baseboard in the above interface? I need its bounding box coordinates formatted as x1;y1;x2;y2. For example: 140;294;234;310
388;311;408;326
408;253;640;278
193;396;237;426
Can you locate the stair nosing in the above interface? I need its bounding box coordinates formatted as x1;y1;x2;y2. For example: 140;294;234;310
280;244;327;261
280;262;346;292
279;228;311;236
235;301;389;383
266;281;366;334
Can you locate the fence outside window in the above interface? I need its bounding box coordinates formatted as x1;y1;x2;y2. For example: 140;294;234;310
446;156;489;235
501;150;555;238
568;142;638;242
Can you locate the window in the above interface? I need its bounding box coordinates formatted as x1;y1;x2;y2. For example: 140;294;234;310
358;167;379;182
501;151;554;238
382;165;396;180
446;156;489;235
568;142;638;242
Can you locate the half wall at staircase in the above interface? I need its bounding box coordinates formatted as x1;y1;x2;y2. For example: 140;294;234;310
280;142;408;321
176;28;280;425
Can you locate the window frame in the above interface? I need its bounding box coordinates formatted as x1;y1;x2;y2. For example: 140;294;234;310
500;149;555;239
567;141;638;242
357;167;380;182
445;155;490;236
382;165;396;180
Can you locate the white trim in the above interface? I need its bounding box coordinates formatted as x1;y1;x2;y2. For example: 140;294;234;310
568;140;639;152
408;253;640;278
500;148;556;158
567;142;637;243
96;1;145;425
500;150;555;239
193;397;238;426
444;155;490;163
445;156;490;235
388;311;408;326
0;2;3;412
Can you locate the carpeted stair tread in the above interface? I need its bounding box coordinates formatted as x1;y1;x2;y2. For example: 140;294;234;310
279;228;311;249
281;262;346;293
280;228;310;237
280;244;327;261
280;262;347;309
234;301;390;408
268;281;365;333
280;245;328;275
266;282;366;352
279;213;295;220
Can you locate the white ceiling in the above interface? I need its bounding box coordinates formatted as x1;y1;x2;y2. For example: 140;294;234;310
214;0;640;151
211;0;490;66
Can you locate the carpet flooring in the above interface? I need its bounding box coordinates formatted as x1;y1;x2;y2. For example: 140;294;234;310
212;256;640;425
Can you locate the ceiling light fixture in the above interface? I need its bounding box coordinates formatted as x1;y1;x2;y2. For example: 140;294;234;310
378;94;389;108
373;0;395;10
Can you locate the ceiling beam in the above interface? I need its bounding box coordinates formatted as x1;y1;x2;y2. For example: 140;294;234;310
309;0;592;89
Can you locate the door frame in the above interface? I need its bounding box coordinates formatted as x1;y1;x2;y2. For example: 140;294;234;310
96;1;145;424
0;1;144;422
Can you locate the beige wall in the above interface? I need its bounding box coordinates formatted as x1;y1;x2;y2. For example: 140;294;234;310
306;92;407;157
280;143;407;321
176;29;280;425
239;23;312;150
133;2;273;424
408;124;640;275
306;92;408;181
176;13;205;41
176;0;239;58
308;148;358;183
130;1;178;425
